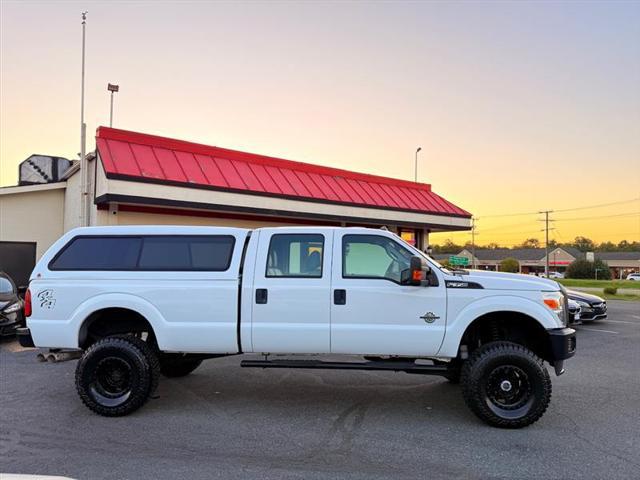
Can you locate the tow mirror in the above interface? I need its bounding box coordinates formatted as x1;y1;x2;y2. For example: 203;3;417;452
401;256;431;286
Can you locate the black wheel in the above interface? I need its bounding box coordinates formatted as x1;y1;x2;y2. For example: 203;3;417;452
461;341;551;428
75;335;160;416
159;354;203;377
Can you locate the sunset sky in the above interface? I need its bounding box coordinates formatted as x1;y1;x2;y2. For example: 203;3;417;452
1;1;639;246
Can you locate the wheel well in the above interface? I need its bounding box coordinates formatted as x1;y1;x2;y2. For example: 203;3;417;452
78;308;156;349
459;311;551;362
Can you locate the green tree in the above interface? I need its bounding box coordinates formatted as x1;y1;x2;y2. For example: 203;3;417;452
431;239;463;254
617;240;640;252
572;236;596;252
566;259;611;280
519;238;540;248
500;257;520;273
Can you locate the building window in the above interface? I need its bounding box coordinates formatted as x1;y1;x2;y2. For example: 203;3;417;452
400;229;417;247
266;234;324;278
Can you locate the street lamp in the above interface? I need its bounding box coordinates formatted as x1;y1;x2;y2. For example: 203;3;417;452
108;83;119;127
414;147;422;182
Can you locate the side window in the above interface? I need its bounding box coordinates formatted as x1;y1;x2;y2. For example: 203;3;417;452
138;236;235;271
342;235;413;283
266;234;324;278
49;235;235;271
49;237;141;270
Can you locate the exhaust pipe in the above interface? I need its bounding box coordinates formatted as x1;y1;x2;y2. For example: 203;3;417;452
36;350;82;363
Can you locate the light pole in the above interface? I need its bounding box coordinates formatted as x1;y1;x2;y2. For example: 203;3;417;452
80;11;88;227
414;147;422;182
108;83;119;127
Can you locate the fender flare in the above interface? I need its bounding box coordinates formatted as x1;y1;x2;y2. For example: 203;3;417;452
70;293;170;349
437;295;560;357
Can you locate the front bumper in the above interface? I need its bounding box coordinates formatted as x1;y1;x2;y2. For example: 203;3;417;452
547;327;577;376
0;313;21;336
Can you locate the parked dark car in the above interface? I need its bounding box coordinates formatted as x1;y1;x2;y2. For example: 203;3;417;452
0;271;24;336
567;289;607;322
567;299;582;326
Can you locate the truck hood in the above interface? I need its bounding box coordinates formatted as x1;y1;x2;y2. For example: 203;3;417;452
448;270;561;291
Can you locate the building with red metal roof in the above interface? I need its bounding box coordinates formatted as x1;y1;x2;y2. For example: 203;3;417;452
1;127;471;261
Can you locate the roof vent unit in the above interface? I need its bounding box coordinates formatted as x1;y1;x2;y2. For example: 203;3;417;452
18;155;72;185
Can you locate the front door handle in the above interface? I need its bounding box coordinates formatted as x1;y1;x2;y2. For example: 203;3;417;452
256;288;268;304
334;289;346;305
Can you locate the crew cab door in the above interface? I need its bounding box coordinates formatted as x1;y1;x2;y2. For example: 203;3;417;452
251;229;332;353
330;232;446;356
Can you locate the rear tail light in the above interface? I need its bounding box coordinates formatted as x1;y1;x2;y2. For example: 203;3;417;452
24;288;32;317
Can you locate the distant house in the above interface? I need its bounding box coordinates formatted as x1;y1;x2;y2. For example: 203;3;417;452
454;247;580;274
595;252;640;278
439;247;640;277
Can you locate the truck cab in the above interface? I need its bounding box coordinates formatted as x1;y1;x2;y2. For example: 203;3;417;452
19;225;576;428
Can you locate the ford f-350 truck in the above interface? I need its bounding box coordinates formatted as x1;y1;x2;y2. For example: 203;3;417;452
18;226;576;428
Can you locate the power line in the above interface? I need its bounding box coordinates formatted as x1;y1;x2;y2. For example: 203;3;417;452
554;212;640;222
554;197;640;213
477;197;640;219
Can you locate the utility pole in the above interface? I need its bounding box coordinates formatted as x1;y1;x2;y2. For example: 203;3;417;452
539;210;553;278
471;216;477;269
80;12;88;226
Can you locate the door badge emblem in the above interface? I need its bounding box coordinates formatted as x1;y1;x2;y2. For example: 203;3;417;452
420;312;439;323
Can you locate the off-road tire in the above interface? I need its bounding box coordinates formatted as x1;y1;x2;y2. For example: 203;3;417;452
159;354;203;377
75;335;160;416
460;341;551;428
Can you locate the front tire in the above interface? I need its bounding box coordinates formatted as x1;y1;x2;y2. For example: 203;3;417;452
75;335;160;416
461;341;551;428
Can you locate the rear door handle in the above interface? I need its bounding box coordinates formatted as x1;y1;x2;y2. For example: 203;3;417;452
256;288;268;304
334;289;346;305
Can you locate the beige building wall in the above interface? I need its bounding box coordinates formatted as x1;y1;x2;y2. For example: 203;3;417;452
0;184;66;259
63;168;82;231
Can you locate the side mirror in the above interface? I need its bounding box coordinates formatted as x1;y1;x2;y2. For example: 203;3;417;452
401;256;431;286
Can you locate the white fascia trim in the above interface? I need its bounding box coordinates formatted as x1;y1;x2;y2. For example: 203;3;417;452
0;182;67;195
101;176;471;229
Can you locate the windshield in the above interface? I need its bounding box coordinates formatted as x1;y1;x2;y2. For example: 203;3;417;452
0;276;14;294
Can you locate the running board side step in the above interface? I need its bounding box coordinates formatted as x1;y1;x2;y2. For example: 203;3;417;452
240;358;449;376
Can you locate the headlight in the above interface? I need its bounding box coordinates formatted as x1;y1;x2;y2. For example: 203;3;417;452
576;300;591;309
542;291;565;318
3;302;21;314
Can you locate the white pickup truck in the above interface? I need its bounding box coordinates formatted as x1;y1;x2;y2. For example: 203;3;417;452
19;226;576;428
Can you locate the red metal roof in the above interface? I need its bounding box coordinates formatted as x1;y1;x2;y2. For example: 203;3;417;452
95;127;470;218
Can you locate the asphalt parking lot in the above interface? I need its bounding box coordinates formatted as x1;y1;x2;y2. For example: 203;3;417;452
1;301;639;480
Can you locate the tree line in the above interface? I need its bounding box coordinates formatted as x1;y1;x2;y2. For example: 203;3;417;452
431;237;640;254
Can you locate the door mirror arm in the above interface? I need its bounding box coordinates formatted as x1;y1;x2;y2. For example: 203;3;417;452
401;256;431;286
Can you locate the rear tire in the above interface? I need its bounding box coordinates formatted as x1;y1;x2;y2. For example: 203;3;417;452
159;354;203;377
461;341;551;428
75;335;160;416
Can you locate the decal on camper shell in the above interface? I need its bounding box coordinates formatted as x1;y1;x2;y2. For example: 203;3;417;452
37;289;56;309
